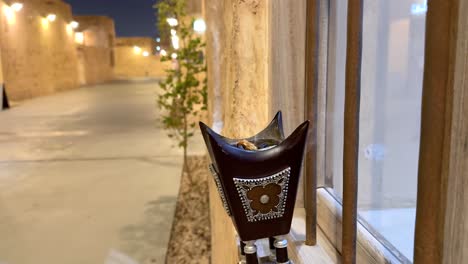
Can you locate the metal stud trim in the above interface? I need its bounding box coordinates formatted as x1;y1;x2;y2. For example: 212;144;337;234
208;164;231;216
233;167;291;222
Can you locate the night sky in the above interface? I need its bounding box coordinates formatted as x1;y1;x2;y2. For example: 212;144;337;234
65;0;159;37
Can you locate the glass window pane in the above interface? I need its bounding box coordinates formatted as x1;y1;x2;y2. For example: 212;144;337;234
325;0;426;262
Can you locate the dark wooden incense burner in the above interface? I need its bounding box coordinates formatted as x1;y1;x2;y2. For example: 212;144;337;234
200;112;309;264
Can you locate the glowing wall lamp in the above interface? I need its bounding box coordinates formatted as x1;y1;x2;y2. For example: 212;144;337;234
10;2;23;12
3;2;22;25
41;17;49;29
160;49;167;56
66;24;73;35
74;32;84;44
171;53;177;59
3;5;15;24
142;51;150;57
166;17;178;27
193;18;206;34
70;21;79;29
46;14;56;22
133;46;142;55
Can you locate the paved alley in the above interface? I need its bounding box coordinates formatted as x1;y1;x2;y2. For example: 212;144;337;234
0;80;203;264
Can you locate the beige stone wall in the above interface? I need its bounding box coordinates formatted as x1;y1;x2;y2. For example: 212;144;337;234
114;37;169;78
203;0;307;262
77;46;113;85
187;0;202;15
73;15;115;47
0;46;4;108
0;0;79;101
0;47;3;84
74;16;115;85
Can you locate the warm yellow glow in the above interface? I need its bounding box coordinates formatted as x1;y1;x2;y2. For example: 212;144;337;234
171;35;179;50
193;18;206;34
70;21;79;29
41;17;49;29
133;46;142;54
11;2;23;12
74;32;84;44
166;17;178;27
46;14;56;22
3;5;15;24
171;53;177;59
142;51;150;57
66;24;73;35
170;29;176;36
160;49;167;56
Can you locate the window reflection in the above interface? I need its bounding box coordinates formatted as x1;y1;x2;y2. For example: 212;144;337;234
325;0;426;261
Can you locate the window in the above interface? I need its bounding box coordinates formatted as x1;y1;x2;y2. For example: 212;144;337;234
324;0;426;262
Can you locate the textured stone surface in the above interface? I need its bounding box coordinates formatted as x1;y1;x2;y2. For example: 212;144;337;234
203;1;272;262
0;0;79;101
0;1;171;102
114;37;169;78
74;15;116;85
221;0;270;138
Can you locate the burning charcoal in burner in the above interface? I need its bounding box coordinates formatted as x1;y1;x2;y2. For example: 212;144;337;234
236;139;258;150
236;138;280;151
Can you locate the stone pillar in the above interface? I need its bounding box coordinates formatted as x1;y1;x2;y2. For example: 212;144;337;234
204;0;272;263
0;45;4;110
220;0;270;138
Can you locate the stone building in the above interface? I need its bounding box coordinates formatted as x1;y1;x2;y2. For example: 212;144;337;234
114;37;169;79
73;15;115;85
0;0;79;101
0;0;168;103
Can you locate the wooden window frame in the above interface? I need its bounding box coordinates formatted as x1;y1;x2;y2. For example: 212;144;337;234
414;0;467;263
304;0;363;262
304;0;467;263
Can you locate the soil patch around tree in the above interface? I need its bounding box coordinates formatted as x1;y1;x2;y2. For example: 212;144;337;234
165;155;211;264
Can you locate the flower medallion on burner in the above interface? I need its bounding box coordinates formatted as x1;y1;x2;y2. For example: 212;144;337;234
233;167;290;222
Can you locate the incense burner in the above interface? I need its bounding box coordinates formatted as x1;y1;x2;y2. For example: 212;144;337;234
200;112;309;264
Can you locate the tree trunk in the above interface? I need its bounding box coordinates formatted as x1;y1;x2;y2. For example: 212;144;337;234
183;114;192;184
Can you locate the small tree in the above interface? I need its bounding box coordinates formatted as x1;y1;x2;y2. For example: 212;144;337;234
154;0;207;175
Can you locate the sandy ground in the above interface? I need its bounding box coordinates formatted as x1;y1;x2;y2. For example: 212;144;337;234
165;156;210;264
0;80;205;264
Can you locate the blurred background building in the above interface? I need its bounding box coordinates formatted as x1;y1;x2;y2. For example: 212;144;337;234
0;0;169;104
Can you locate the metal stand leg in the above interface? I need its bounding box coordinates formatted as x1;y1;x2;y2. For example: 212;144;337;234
239;241;246;264
268;237;276;261
274;236;290;264
243;240;259;264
